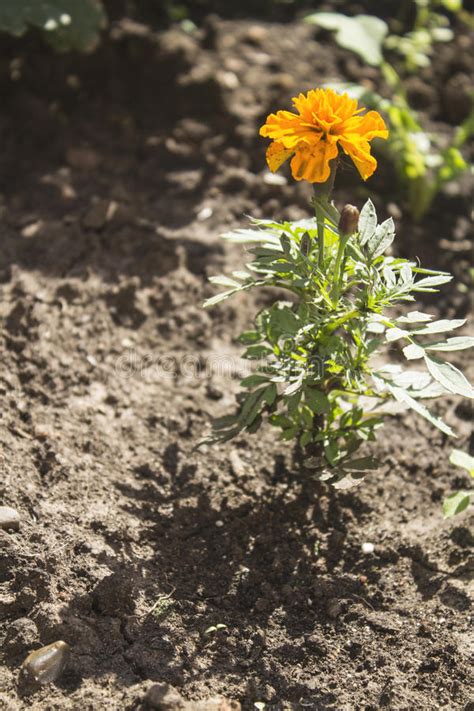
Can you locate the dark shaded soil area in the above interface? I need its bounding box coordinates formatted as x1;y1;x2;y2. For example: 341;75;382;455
0;9;473;711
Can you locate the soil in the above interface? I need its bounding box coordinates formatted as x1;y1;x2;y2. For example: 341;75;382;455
0;7;473;711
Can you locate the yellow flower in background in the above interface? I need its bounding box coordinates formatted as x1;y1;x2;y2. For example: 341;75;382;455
260;88;388;183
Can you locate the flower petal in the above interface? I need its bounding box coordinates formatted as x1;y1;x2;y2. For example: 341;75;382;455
339;136;377;181
260;110;321;149
266;142;294;173
341;110;388;141
290;141;338;183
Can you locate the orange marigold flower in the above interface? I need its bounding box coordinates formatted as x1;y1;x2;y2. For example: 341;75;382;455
260;88;388;183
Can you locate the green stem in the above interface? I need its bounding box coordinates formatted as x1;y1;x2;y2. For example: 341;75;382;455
316;205;325;269
312;166;337;269
332;234;350;302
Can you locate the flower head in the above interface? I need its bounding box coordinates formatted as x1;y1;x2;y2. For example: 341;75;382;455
260;88;388;183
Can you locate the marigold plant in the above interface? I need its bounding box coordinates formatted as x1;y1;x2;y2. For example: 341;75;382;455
203;88;474;489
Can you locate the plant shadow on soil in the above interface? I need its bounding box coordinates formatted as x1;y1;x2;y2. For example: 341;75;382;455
51;448;380;706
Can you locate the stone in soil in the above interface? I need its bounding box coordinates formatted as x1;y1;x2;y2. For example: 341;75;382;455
0;506;20;531
20;641;70;686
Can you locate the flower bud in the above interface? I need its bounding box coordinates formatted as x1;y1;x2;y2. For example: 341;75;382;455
338;204;360;236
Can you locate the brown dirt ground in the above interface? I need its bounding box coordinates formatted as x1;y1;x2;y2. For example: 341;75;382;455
0;9;473;711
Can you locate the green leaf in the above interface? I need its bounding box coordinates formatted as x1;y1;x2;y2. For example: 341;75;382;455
305;13;388;66
397;311;433;324
403;343;425;360
443;491;471;518
358;198;377;246
269;305;300;338
240;374;269;388
232;270;251;280
386;327;409;342
263;383;277;406
237;331;263;345
325;440;340;467
424;355;474;399
222;228;280;245
412;275;453;291
414;319;466;335
270;414;293;429
367;217;395;259
209;276;241;288
312;197;340;226
304;388;330;414
203;290;238;307
299;431;313;447
243;344;273;360
0;0;106;51
342;456;380;471
239;387;267;426
212;415;239;431
386;383;455;437
426;337;474;352
286;391;302;415
280;427;297;441
449;449;474;476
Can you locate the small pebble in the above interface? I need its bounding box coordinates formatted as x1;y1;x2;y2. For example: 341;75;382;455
361;542;375;554
197;206;213;221
229;450;246;478
263;171;287;186
0;506;20;531
20;641;70;685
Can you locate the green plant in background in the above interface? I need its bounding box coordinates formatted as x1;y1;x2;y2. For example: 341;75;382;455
0;0;106;51
443;449;474;517
332;78;472;221
386;0;463;72
305;8;472;220
202;88;474;489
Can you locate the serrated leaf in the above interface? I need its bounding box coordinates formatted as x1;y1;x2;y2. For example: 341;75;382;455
443;491;471;518
358;198;377;246
305;13;388;66
426;337;474;352
414;319;466;335
449;449;474;476
403;343;425;360
386;383;455;436
367;217;395;259
424;355;474;399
